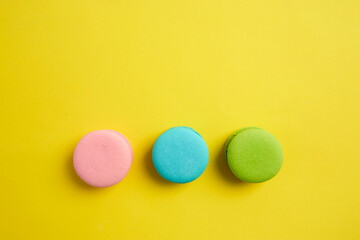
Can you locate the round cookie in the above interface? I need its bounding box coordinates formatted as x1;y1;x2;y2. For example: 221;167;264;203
152;127;209;183
226;127;283;183
73;130;133;187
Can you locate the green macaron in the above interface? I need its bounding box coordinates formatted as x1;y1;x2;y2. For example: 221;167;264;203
225;127;283;183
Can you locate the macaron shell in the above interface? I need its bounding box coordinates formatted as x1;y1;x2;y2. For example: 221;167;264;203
109;130;134;160
226;127;283;183
73;130;133;187
152;127;209;183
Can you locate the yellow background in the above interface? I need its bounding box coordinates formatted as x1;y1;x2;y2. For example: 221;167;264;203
1;1;360;239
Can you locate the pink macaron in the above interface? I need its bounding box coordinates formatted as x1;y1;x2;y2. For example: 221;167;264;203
73;130;133;187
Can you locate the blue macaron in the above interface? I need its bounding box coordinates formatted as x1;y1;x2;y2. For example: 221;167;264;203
152;126;209;183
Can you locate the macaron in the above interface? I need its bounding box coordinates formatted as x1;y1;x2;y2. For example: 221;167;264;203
152;127;209;183
73;130;133;187
226;127;283;183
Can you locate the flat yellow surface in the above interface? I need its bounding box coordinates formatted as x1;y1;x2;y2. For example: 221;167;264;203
1;1;360;239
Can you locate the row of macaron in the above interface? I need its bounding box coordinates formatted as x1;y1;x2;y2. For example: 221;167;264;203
73;126;283;187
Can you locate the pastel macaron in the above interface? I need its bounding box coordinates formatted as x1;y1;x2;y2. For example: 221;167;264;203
152;127;209;183
73;130;133;187
226;127;283;183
